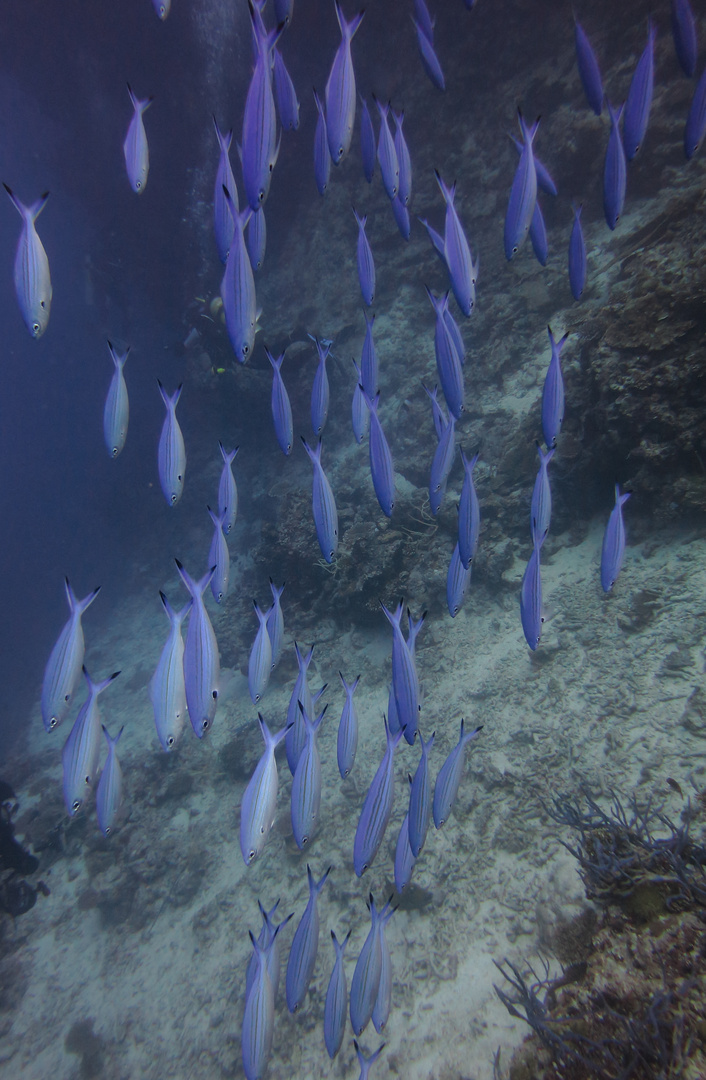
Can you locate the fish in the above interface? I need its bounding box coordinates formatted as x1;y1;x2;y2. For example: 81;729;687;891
96;725;124;837
266;579;285;670
380;600;421;746
435;172;478;316
568;204;587;301
152;0;171;19
62;668;120;817
574;19;603;115
3;185;52;339
530;444;555;547
103;342;130;458
413;17;445;90
394;810;417;893
324;930;351;1059
350;896;393;1035
413;0;435;42
354;1040;386;1080
212;117;238;264
603;102;626;230
285;864;331;1013
529;200;548;266
291;704;324;849
157;382;186;506
359;95;376;182
623;21;655;160
541;327;568;450
41;579;100;732
220;191;256;362
391;195;411;240
266;348;294;455
245;901;293;1004
684;66;706;158
504;111;539;260
432;718;482;828
314;90;331;195
246;207;266;273
240;716;288;865
392;110;412;207
601;484;631;592
353;208;375;306
241;12;281;210
520;537;543;651
408;729;434;858
337;672;360;779
325;2;365;164
361;311;378;397
249;601;273;705
273;47;300;131
672;0;697;79
273;0;294;25
425;288;464;420
286;644;326;774
123;84;153;193
149;592;190;752
353;717;404;876
207;506;230;604
372;903;394;1034
423;383;446;442
510;135;557;196
352;360;368;444
429;413;456;516
446;542;471;618
458;450;480;570
310;336;332;437
301;438;339;563
218;443;239;534
374;98;399;201
175;560;220;735
242;934;275;1080
362;390;395;518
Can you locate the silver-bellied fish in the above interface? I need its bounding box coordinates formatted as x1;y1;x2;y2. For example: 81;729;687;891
103;341;130;458
175;560;220;736
123;84;153;193
3;184;52;339
240;715;288;865
432;719;482;828
96;725;124;837
285;864;331;1013
41;579;100;732
62;668;120;817
150;592;190;752
157;382;186;506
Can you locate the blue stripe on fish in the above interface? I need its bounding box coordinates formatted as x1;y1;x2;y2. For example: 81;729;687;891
273;47;300;131
157;382;186;506
291;703;325;849
393;110;412;207
353;717;403;875
96;725;124;837
374;98;399;200
150;592;190;752
103;341;130;458
504;111;539;260
601;484;631;592
520;538;543;651
310;335;332;437
623;20;655;160
249;600;273;705
242;933;275;1080
314;89;331;194
381;600;421;745
429;414;456;516
286;864;331;1013
353;208;375;306
530;444;555;548
447;541;471;618
62;668;120;817
325;3;364;164
301;438;339;563
337;672;360;779
175;560;220;735
349;896;384;1035
42;578;100;732
541;326;568;450
218;442;239;534
603;102;626;230
212;117;238;263
207;506;230;604
362;390;395;517
266;347;294;456
240;715;288;865
266;579;285;670
324;930;351;1059
432;718;482;828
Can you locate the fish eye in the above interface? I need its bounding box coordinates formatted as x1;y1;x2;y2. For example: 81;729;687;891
136;180;142;190
167;736;174;747
72;800;81;813
170;493;177;504
112;447;118;457
512;245;518;254
202;718;210;730
85;774;91;784
50;716;58;728
249;849;256;861
32;322;40;334
212;689;218;700
243;345;249;356
105;827;112;836
302;836;309;846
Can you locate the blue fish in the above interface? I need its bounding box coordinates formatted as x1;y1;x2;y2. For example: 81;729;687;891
291;703;325;849
354;1041;386;1080
325;3;365;164
574;19;603;115
3;185;52;339
623;21;655;160
541;327;568;450
432;718;482;828
62;668;120;817
419;216;447;265
362;390;395;518
392;110;412;207
504;112;539;260
458;450;480;570
301;438;339;563
240;715;288;865
672;0;697;79
446;542;471;618
274;0;294;24
241;14;281;210
361;310;378;397
350;896;384;1035
246;900;292;1004
414;0;434;40
351;360;368;444
220;192;256;362
310;335;332;437
42;579;100;732
381;600;420;746
246;207;266;273
408;728;434;858
530;444;555;547
314;90;331;195
603;102;626;230
157;382;186;506
511;135;557;196
266;579;285;670
520;538;543;651
265;347;293;456
218;443;239;535
372;903;394;1034
152;0;171;19
207;506;230;604
394;811;417;893
601;484;631;592
435;173;478;316
684;66;706;157
374;98;399;200
324;930;351;1059
353;717;404;876
413;17;445;90
568;204;587;301
286;864;331;1013
96;725;124;837
391;196;410;241
249;600;273;705
423;383;446;442
149;592;190;753
337;672;360;779
212;117;238;264
429;413;455;516
359;95;376;182
123;84;152;193
242;934;274;1080
353;209;375;306
175;560;220;735
273;47;300;131
425;288;464;420
103;342;130;458
286;642;316;774
529;200;548;266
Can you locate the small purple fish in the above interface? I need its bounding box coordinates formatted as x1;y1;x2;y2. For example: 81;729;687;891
601;484;631;592
530;444;554;547
325;2;365;164
123;84;153;193
623;21;655;160
413;17;445;90
393;109;412;207
353;719;403;876
266;347;293;455
429;413;455;516
374;98;399;201
362;389;395;518
435;172;478;316
212;117;238;264
273;47;300;131
575;19;603;115
353;208;376;306
504;111;539;260
458;450;480;570
310;335;332;437
672;0;697;79
568;204;586;301
446;542;471;618
684;67;706;158
314;90;331;195
603;102;626;230
541;327;568;450
520;538;543;651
